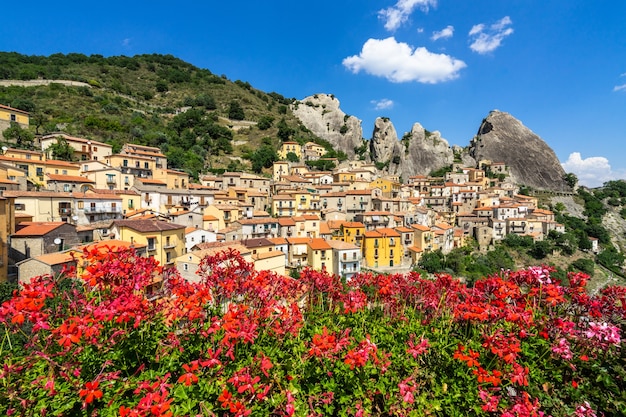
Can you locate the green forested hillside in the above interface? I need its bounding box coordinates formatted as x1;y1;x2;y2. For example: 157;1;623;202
0;52;328;178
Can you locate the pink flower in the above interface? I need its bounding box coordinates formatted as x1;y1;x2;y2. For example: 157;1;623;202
575;401;597;417
551;338;573;360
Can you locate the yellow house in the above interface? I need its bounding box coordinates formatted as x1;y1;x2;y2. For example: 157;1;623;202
411;224;434;253
105;154;156;179
0;104;29;129
278;141;302;159
307;238;332;272
292;214;320;238
362;228;403;268
153;168;189;190
272;193;297;217
109;219;185;267
337;221;366;246
369;178;400;198
204;204;240;230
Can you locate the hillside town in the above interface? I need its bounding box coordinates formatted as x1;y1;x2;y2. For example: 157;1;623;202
0;103;579;285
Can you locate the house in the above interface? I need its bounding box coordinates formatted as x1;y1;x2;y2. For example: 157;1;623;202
74;192;123;226
5;190;76;223
235;217;279;239
82;161;132;190
251;250;286;275
307;238;332;272
40;133;112;161
109;219;185;267
45;173;95;193
153;168;189;190
327;240;361;280
184;226;217;253
10;222;80;263
0;104;29;131
362;228;403;269
278;142;302;160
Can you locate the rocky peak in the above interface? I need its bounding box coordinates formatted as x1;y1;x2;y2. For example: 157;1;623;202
468;110;570;191
290;94;363;158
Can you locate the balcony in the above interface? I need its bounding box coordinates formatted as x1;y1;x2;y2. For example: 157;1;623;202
163;242;177;249
106;177;116;185
83;206;122;214
59;208;72;215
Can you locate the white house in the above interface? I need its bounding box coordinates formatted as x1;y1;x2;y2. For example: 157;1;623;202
184;227;217;253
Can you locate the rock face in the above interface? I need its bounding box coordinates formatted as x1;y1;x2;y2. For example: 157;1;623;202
290;94;363;159
468;110;570;191
369;118;454;179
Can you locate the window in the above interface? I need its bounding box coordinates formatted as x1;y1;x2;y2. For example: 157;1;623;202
144;162;149;169
62;170;67;175
93;147;98;152
63;184;70;192
10;114;16;121
123;159;128;167
78;201;84;209
147;238;156;251
166;252;172;263
183;263;189;271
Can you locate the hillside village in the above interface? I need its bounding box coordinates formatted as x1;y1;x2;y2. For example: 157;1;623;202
0;103;590;285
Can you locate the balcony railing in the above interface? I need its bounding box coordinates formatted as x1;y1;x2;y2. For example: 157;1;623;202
83;206;122;214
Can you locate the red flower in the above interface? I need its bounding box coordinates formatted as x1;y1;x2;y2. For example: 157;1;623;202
177;362;199;386
79;380;103;404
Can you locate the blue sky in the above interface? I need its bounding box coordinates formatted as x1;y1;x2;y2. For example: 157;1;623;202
2;0;626;187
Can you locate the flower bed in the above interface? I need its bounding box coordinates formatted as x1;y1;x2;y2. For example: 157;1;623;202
1;248;625;416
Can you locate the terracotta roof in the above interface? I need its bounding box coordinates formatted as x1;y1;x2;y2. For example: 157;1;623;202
377;228;401;237
395;226;413;233
0;104;29;115
252;251;285;261
278;218;296;226
43;159;80;167
286;237;312;245
319;222;331;235
268;237;288;245
112;219;185;232
40;133;110;147
203;215;219;221
308;238;332;250
28;251;75;266
47;174;94;183
137;179;167;185
411;224;431;232
236;218;279;225
326;240;359;250
13;222;69;237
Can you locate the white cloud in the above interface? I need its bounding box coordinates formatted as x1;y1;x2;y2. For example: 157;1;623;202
378;0;437;31
614;84;626;92
342;37;466;84
431;25;454;41
371;99;394;110
417;27;424;33
122;38;131;47
469;16;513;54
561;152;626;188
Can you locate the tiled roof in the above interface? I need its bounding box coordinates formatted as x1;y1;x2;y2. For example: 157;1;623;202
47;174;94;183
13;222;69;237
308;238;332;250
112;219;185;232
326;240;359;250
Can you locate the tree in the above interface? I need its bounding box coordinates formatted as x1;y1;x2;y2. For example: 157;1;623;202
286;152;299;163
418;250;444;273
46;137;75;161
2;122;34;149
529;240;554;260
563;172;578;188
251;145;278;173
228;101;245;120
277;118;294;141
257;115;274;130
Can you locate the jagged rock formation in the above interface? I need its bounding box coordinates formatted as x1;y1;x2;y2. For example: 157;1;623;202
369;118;454;179
290;94;363;159
292;96;570;189
469;110;570;191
